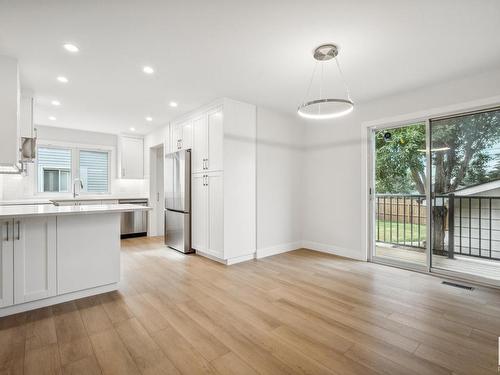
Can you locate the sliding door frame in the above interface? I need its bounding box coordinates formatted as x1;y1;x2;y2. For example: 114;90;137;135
367;121;430;273
364;97;500;288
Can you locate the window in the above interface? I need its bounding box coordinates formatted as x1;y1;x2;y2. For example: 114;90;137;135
79;150;109;193
37;145;111;194
38;147;72;193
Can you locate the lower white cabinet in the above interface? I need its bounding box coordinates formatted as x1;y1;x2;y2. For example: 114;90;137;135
0;217;56;307
0;220;14;307
192;171;224;258
14;217;57;304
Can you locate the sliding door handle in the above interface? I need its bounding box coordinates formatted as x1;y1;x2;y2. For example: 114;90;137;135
16;221;20;240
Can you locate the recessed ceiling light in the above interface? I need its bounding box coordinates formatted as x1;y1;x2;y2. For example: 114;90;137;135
130;127;136;131
169;101;178;108
57;76;68;83
142;66;154;74
145;116;153;122
48;116;56;121
63;43;79;53
51;100;61;106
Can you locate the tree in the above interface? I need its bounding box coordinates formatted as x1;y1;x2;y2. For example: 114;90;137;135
375;109;500;253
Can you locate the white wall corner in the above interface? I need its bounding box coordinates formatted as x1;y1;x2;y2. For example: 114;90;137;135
256;242;302;259
301;240;367;261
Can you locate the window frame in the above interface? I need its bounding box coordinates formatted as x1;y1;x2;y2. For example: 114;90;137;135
35;141;113;196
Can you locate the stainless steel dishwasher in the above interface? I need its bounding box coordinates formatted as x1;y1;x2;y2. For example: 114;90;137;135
119;199;148;238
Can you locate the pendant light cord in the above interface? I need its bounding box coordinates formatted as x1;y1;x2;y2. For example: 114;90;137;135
335;56;351;101
301;61;318;106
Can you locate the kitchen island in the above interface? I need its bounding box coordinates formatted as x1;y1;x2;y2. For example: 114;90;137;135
0;203;150;317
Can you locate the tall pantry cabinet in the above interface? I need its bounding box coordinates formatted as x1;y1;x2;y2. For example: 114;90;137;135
187;98;256;263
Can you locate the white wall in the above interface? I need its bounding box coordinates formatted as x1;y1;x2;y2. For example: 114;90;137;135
0;125;147;200
302;67;500;261
256;107;304;256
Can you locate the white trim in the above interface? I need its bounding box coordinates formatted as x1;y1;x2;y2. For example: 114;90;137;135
302;240;367;261
256;242;302;259
0;282;118;317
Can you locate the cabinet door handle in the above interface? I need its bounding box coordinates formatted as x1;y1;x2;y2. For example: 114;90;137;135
4;221;9;242
16;221;20;240
205;158;209;170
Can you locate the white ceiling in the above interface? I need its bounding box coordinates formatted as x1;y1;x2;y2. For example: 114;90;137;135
1;0;500;135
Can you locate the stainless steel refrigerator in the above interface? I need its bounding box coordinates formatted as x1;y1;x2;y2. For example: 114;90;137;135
164;149;193;253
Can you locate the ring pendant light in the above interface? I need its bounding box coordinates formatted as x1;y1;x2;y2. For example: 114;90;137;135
298;44;354;119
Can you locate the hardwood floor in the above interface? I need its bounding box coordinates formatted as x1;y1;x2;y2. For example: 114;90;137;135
1;236;500;375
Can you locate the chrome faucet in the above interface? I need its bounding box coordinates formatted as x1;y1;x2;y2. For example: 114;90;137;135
73;178;83;198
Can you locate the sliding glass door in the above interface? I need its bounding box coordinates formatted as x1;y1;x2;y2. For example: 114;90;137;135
371;106;500;286
372;122;428;268
430;108;500;283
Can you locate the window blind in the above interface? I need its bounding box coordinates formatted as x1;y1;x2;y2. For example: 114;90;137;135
79;150;109;193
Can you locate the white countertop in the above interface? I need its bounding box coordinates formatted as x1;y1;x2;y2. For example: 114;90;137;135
0;204;151;218
0;196;148;206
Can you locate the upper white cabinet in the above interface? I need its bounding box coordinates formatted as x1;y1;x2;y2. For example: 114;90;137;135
171;120;192;152
13;217;57;304
0;56;20;171
192;108;224;173
119;135;144;179
189;99;256;263
192;115;208;173
0;221;14;308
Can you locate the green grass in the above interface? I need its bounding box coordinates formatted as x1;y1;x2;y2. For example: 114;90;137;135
376;219;426;245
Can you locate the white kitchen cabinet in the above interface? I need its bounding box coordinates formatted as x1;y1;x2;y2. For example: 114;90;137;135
191;171;223;258
191;173;208;251
171;120;193;152
192;108;224;173
119;135;144;179
13;217;56;304
0;220;14;308
192;115;208;173
207;172;224;257
188;99;256;263
0;56;20;171
207;108;223;172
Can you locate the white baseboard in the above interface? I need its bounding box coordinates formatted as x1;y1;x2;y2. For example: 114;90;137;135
301;240;366;261
226;253;255;265
256;242;302;259
196;240;365;266
0;283;118;317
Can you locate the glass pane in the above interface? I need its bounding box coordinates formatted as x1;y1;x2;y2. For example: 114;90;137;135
38;147;72;193
79;150;109;193
374;123;427;266
43;169;59;192
60;170;70;192
430;108;500;282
